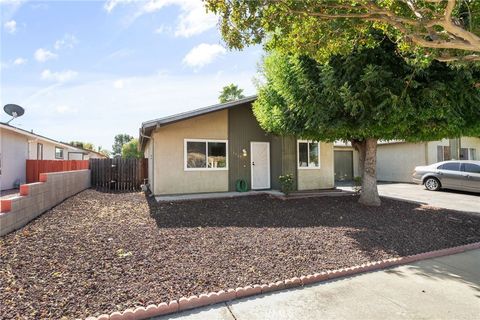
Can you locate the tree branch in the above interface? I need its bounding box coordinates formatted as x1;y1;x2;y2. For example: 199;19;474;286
281;0;480;58
435;54;480;61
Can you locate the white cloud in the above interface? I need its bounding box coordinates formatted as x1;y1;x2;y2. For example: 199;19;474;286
41;69;78;82
105;0;217;37
104;0;135;13
56;105;78;114
173;1;217;37
13;57;27;65
4;20;16;33
183;43;226;68
113;79;124;89
0;1;24;22
154;25;171;34
34;48;58;62
54;34;78;50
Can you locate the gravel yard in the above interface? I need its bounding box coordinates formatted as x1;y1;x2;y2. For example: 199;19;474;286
1;189;479;319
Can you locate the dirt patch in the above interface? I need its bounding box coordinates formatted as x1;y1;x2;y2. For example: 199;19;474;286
1;189;479;319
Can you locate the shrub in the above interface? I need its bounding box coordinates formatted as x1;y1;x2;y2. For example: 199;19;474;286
279;174;295;195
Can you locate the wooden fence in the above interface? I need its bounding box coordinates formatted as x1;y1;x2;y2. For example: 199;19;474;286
89;158;148;192
26;160;90;183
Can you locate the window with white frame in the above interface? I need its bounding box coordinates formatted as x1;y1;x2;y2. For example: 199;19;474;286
460;147;477;160
437;145;451;162
55;147;64;159
185;139;228;170
298;140;320;168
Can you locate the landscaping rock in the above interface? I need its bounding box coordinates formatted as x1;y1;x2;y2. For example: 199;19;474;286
1;189;479;319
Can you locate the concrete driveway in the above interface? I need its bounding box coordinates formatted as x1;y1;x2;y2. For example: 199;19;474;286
154;249;480;320
376;183;480;214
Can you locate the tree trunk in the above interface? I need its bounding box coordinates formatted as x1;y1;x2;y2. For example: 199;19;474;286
351;139;366;178
358;138;381;206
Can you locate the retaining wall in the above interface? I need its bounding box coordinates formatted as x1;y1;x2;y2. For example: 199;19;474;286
0;169;91;236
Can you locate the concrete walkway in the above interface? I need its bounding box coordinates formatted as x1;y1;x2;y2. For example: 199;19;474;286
155;190;284;202
154;249;480;320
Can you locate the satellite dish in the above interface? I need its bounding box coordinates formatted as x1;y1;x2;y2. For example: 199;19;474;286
3;104;25;124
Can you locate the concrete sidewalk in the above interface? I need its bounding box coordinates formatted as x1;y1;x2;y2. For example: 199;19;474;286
154;249;480;320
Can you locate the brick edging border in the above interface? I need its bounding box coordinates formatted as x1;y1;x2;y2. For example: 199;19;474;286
85;241;480;320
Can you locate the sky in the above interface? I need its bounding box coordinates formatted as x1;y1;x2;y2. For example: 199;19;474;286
0;0;263;151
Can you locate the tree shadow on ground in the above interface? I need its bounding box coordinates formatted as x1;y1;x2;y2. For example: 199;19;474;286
385;256;480;299
145;194;480;261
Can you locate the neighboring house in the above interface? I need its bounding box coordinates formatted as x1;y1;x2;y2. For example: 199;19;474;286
0;122;105;191
139;96;335;196
66;145;108;160
334;137;480;183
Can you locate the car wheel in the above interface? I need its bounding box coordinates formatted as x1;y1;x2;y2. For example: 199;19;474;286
424;177;441;191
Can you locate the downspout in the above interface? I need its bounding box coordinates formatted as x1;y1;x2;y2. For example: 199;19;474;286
140;129;154;195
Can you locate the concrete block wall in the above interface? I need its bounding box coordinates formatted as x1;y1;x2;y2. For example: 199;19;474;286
0;169;90;236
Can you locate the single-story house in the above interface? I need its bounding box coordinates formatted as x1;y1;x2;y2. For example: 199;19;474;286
334;137;480;183
139;96;334;196
0;122;106;191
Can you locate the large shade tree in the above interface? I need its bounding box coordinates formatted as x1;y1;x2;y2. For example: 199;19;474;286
205;0;480;62
254;34;480;205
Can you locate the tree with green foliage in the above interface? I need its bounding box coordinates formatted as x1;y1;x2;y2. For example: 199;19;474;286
70;141;95;151
97;147;111;158
121;139;143;159
205;0;480;62
254;33;480;206
112;134;134;157
219;83;246;103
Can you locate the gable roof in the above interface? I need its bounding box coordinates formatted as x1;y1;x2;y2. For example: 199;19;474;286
139;95;257;149
0;122;96;155
67;144;108;158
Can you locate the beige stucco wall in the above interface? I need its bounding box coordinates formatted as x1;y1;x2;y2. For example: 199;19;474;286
151;110;229;195
377;142;427;183
297;142;335;190
1;128;29;190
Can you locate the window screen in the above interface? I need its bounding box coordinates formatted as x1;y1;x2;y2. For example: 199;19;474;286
298;142;308;167
207;142;227;168
186;141;206;168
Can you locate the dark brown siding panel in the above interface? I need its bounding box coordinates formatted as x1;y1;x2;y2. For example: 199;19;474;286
270;135;283;190
228;103;271;191
282;136;298;190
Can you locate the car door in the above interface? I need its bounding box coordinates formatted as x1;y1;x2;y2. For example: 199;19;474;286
437;162;463;189
461;163;480;192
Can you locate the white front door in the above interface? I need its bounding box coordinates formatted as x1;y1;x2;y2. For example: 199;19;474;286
250;142;270;190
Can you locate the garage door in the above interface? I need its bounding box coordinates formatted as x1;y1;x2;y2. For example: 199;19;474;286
334;150;353;181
